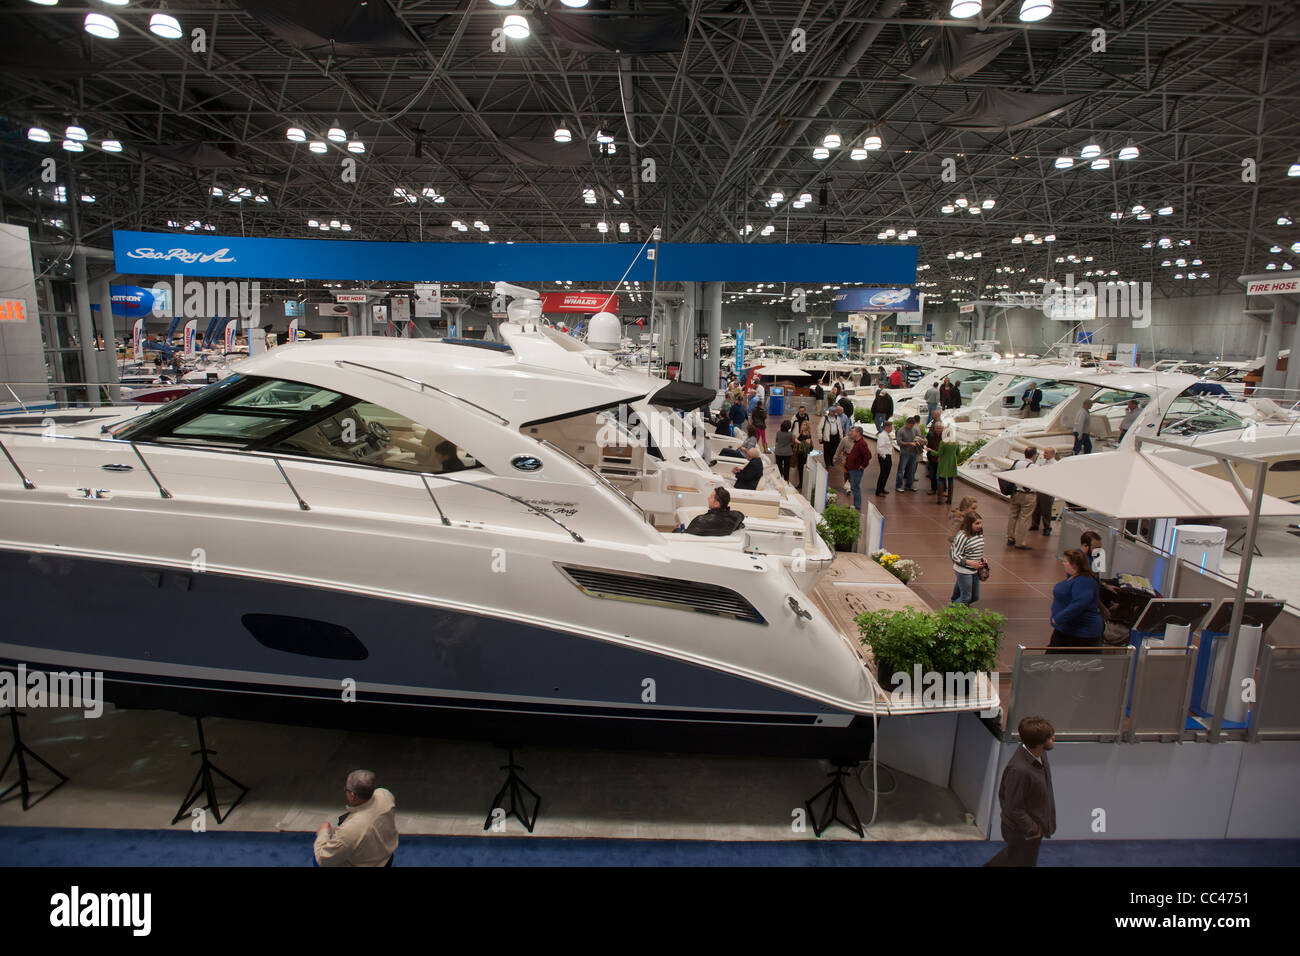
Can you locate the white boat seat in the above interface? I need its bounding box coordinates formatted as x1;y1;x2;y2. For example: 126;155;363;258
633;491;677;526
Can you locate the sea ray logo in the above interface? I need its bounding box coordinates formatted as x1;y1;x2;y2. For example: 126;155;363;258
868;289;911;307
126;247;236;265
49;886;151;936
0;664;104;718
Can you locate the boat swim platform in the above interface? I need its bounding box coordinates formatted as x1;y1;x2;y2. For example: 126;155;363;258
808;553;1001;718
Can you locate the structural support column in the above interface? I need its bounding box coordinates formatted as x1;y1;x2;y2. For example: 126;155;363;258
705;281;722;389
71;251;100;389
1261;299;1284;390
1281;298;1300;393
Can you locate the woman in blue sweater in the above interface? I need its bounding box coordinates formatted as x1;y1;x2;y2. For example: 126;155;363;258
1048;549;1104;651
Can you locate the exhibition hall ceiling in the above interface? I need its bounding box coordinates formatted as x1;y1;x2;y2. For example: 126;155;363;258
2;0;1298;306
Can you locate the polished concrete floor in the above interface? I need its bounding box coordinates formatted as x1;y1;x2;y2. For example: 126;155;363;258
0;704;982;843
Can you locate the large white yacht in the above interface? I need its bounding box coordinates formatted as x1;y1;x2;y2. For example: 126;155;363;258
0;333;879;759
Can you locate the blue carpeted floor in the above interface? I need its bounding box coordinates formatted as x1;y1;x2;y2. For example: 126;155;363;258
1;827;1297;866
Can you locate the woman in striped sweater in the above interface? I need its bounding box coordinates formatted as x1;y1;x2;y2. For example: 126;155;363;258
950;511;988;605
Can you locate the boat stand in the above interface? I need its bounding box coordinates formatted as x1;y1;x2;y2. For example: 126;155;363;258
805;763;864;838
171;716;248;826
0;709;69;811
483;748;540;834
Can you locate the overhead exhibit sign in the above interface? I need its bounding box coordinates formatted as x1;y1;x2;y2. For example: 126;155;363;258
334;293;369;303
833;287;920;313
540;291;619;313
112;231;917;284
959;302;976;314
1246;278;1300;295
109;285;159;318
896;293;925;326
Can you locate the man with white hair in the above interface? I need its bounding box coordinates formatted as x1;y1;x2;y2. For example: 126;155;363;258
732;445;764;490
313;770;399;867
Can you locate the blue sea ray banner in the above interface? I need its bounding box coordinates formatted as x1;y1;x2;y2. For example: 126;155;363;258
112;231;917;284
833;287;920;313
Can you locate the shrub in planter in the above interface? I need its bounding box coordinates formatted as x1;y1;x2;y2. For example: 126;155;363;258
854;604;1004;689
853;407;872;424
816;503;861;551
956;437;988;465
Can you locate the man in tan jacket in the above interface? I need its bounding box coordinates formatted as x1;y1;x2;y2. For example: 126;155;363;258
313;769;399;867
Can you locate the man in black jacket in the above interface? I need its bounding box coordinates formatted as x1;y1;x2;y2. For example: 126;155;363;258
985;716;1056;867
680;487;745;536
731;447;764;490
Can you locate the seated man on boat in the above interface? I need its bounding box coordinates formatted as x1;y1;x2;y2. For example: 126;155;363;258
732;447;764;490
678;487;746;536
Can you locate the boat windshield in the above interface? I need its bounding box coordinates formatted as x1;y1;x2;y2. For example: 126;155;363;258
998;377;1078;413
1158;397;1247;436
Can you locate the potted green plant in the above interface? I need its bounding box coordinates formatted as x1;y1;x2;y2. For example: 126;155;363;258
816;502;862;552
956;437;988;465
854;604;1004;691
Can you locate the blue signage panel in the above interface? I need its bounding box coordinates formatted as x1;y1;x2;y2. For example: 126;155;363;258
833;287;920;313
836;329;850;355
734;329;745;376
113;231;917;284
109;285;157;317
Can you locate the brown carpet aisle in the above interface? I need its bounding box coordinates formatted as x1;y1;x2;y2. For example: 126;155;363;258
776;405;1066;701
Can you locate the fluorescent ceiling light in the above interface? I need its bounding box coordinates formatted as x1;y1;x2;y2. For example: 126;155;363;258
1080;142;1102;159
340;224;351;232
864;133;883;150
1054;155;1074;169
1158;205;1173;215
150;13;183;39
286;126;306;142
950;0;982;18
62;140;83;152
823;132;841;149
503;14;529;39
307;220;319;228
982;198;996;209
1118;141;1139;160
941;204;954;214
1091;157;1110;170
327;125;346;142
553;126;571;143
490;0;515;5
65;124;87;141
308;141;327;153
347;140;365;153
84;13;119;39
850;147;867;160
27;127;50;143
812;146;829;160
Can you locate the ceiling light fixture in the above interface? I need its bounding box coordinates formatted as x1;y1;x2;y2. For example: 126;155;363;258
553;126;571;143
347;139;365;153
308;140;327;153
1080;142;1102;159
1091;157;1110;170
813;146;829;160
65;124;87;142
149;13;183;39
27;127;50;143
503;14;530;39
823;132;841;149
84;13;119;38
1118;141;1140;161
327;124;346;143
864;132;883;150
1054;154;1074;169
62;140;83;152
850;147;867;160
950;0;982;18
595;127;614;144
286;126;306;142
1018;0;1052;21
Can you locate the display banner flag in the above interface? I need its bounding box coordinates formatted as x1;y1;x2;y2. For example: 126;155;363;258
224;322;237;352
735;328;745;375
288;318;299;342
132;319;144;359
183;319;198;354
414;283;440;317
836;329;850;354
540;291;619;313
113;231;918;284
833;287;920;313
372;304;388;325
896;293;924;327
